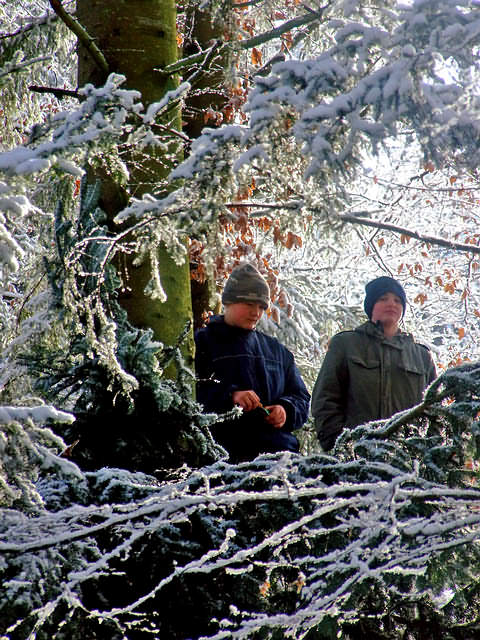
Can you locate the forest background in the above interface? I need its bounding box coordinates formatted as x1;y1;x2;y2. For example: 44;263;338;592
3;1;480;639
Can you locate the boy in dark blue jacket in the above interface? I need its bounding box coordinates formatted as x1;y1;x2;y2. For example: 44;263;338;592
195;263;310;462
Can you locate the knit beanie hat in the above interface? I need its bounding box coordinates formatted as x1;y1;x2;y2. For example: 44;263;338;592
222;263;270;309
364;276;406;319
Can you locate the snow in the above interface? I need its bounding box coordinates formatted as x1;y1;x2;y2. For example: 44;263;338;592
15;157;51;174
233;144;268;172
0;148;38;172
0;405;75;425
2;413;480;637
170;125;246;180
55;158;85;177
143;81;191;125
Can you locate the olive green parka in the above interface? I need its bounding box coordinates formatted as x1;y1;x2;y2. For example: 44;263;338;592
312;321;436;451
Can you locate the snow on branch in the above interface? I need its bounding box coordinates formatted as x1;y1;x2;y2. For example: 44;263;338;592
190;1;480;184
0;73;140;177
0;55;51;80
0;404;74;425
0;73;161;275
2;449;480;638
2;360;480;636
161;0;480;262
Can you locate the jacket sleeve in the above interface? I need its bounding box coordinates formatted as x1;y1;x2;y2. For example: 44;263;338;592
311;335;348;451
276;353;310;432
427;352;436;386
415;342;437;389
194;329;237;413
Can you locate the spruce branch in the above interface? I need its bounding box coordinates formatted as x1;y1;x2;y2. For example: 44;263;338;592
48;0;109;75
0;22;43;41
0;1;74;40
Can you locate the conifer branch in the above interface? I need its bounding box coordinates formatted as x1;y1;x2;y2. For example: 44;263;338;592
48;0;109;75
0;21;43;41
0;56;51;79
0;1;74;40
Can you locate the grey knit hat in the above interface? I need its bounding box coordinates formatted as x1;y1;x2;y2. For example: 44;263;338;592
222;263;270;309
364;276;406;319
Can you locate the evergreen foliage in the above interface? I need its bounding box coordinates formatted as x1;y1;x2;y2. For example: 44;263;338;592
18;176;223;472
2;367;480;639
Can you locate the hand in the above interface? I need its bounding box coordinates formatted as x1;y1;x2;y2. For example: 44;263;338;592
264;404;287;428
232;390;261;412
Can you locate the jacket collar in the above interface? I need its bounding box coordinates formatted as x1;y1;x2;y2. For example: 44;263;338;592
355;320;413;343
206;314;254;336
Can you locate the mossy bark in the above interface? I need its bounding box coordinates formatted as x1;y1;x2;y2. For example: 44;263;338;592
76;0;194;372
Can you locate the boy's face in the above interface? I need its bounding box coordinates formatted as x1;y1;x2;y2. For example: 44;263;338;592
371;292;403;327
224;302;265;330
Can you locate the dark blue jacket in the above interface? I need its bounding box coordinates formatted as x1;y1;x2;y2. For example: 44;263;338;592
195;315;310;460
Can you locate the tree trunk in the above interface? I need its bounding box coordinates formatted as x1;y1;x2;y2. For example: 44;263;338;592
183;4;231;328
76;0;194;371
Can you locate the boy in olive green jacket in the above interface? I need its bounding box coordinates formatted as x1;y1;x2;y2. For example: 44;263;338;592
312;276;436;451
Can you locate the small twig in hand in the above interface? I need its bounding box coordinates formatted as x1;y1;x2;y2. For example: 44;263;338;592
60;439;80;458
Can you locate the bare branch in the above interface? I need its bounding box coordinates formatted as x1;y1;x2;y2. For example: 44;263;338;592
159;5;329;78
0;56;51;79
184;40;225;87
48;0;108;75
338;212;480;255
154;123;191;143
237;4;329;49
156;41;223;78
255;53;286;77
227;200;480;255
232;0;264;7
225;201;301;209
29;85;80;100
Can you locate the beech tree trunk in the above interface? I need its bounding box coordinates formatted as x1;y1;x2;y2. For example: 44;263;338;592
76;0;194;371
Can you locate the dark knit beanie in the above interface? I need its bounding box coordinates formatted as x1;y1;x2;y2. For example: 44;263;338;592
222;263;270;309
364;276;406;319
